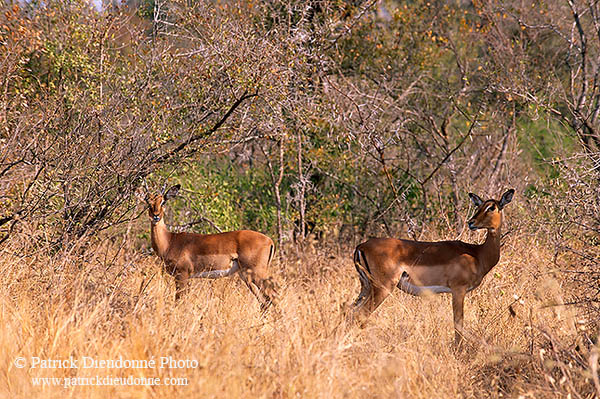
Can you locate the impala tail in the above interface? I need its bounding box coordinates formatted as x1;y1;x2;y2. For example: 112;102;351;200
268;243;274;267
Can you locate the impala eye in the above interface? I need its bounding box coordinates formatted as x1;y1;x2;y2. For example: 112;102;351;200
487;205;496;212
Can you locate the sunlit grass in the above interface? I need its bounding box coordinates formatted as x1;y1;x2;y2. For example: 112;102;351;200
0;232;587;398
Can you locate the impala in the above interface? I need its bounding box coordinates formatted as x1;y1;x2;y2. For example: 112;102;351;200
143;184;277;311
351;189;514;345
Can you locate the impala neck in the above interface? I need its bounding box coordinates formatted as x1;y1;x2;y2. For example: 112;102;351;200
151;219;172;258
479;225;501;275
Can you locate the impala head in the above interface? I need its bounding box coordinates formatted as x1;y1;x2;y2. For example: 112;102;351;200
467;189;514;231
145;184;180;225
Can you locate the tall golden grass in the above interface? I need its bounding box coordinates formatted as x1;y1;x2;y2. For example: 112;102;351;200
0;221;594;398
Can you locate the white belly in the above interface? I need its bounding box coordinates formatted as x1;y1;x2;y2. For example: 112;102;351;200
399;278;452;296
191;259;240;279
398;272;476;296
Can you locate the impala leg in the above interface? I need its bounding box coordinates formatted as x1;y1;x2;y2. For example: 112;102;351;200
350;271;370;324
352;251;374;324
351;251;394;326
353;255;371;309
256;281;276;313
369;285;392;314
451;286;467;346
353;276;371;308
239;269;274;312
174;271;189;301
352;283;392;327
239;270;262;303
256;276;278;312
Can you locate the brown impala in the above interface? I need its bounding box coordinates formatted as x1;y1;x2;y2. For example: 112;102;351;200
144;184;277;311
351;189;514;345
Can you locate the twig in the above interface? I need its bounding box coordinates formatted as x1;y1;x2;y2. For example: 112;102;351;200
421;112;479;187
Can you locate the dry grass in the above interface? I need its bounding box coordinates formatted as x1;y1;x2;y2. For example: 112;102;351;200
0;228;595;398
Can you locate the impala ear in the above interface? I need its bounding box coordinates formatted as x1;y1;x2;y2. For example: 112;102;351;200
164;184;180;201
498;188;515;210
468;192;484;207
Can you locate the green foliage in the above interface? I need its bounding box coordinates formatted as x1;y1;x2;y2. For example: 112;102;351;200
166;159;282;235
516;117;575;179
137;0;155;19
2;0;596;250
336;3;443;77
